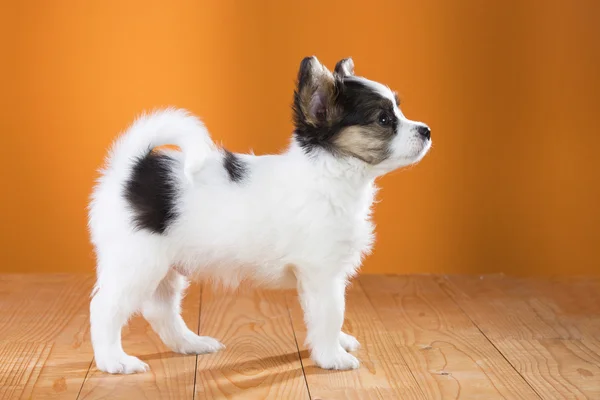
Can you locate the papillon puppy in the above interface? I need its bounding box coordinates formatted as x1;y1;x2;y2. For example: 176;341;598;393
88;56;431;374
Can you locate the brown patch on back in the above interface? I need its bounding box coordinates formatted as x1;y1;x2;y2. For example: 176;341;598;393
333;125;392;164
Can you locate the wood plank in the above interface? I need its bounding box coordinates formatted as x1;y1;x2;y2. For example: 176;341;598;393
1;273;597;399
78;282;202;400
442;275;600;399
359;275;539;399
195;285;309;399
287;282;426;399
0;274;94;399
0;342;53;399
439;275;560;340
520;277;600;341
502;276;600;399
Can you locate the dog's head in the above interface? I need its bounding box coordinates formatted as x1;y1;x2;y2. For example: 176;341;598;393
292;56;431;175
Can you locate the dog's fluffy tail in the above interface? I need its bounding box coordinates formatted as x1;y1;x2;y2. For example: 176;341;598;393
99;107;215;184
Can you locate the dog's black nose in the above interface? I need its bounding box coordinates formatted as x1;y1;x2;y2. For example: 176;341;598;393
417;125;431;140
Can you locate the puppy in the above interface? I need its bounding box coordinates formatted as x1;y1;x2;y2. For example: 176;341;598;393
88;56;431;374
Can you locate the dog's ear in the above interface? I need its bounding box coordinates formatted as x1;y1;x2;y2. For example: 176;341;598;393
334;57;354;78
293;56;338;127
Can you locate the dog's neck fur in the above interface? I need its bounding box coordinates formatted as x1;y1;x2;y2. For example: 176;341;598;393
288;135;373;180
286;137;377;214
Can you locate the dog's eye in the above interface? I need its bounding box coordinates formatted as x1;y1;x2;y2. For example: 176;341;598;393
378;113;391;126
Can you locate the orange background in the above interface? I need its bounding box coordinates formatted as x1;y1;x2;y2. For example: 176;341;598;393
1;1;599;275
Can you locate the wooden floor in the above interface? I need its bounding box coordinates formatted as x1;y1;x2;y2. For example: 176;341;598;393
0;275;599;399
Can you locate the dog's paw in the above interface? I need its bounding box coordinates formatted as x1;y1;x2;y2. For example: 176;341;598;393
312;347;360;370
96;354;149;374
170;334;225;355
339;332;360;352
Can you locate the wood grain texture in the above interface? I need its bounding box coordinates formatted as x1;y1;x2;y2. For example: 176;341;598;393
286;283;426;399
442;275;600;400
195;285;309;399
521;277;600;341
1;274;599;399
78;282;202;400
359;275;540;399
0;274;94;399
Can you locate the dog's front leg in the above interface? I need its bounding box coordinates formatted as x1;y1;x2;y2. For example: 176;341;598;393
297;274;360;370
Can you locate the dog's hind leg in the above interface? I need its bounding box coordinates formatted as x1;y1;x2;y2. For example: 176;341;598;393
90;252;169;374
142;269;224;355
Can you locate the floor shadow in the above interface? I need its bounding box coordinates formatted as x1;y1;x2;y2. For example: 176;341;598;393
138;351;191;361
196;351;303;372
195;367;308;397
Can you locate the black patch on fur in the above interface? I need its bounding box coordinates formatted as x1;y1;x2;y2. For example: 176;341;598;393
223;150;247;183
123;152;179;234
293;77;397;157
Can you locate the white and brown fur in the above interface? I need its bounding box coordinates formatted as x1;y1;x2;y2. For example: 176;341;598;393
88;56;431;374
